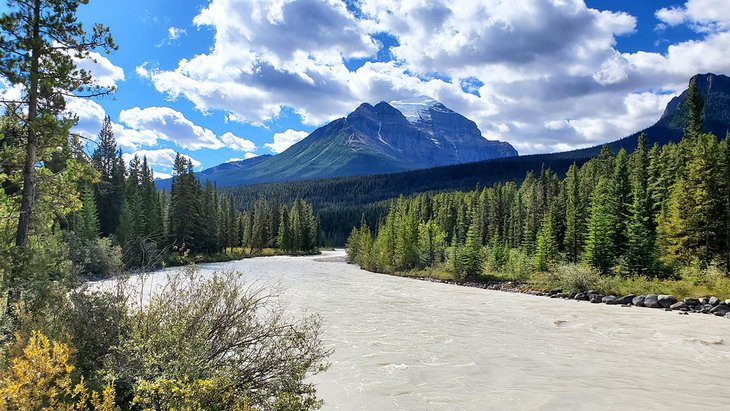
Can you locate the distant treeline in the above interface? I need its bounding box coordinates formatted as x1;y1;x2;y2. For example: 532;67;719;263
225;151;589;245
347;84;729;279
67;117;320;273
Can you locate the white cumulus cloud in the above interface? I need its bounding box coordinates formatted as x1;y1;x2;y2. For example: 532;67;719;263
656;0;730;33
119;106;224;150
265;129;309;153
73;51;125;89
122;148;201;170
220;132;256;152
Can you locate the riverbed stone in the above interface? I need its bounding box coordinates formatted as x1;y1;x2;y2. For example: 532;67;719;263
574;292;588;301
632;295;645;307
589;294;604;303
602;295;618;304
644;294;660;308
710;304;729;316
670;301;688;310
658;295;678;308
617;294;635;304
684;297;700;305
702;304;714;313
726;299;730;305
708;296;720;306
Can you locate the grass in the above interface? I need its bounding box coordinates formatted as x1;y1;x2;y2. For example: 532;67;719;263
162;247;321;268
384;262;730;300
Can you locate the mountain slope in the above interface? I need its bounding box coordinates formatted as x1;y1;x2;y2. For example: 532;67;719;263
159;98;517;188
225;73;730;244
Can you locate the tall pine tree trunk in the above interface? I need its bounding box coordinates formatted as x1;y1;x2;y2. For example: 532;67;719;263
15;0;41;248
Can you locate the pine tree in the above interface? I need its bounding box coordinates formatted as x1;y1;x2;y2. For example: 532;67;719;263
72;183;100;241
583;178;616;273
684;79;704;139
417;220;447;268
564;164;584;263
452;224;484;281
1;0;116;248
92;117;125;236
278;205;292;252
535;207;557;272
610;149;631;259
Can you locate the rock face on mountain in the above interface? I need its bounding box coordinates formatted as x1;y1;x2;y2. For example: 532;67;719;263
559;73;730;159
161;98;517;187
346;97;517;168
658;73;730;135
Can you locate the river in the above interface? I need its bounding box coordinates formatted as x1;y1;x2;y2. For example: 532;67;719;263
142;250;730;410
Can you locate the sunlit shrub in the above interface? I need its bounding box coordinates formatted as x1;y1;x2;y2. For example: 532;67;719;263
554;264;603;293
0;331;116;410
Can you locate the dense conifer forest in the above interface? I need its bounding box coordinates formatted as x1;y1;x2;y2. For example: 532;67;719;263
61;117;322;273
347;85;730;291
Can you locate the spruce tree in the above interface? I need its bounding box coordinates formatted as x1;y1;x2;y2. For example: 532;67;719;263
92;117;125;236
564;164;584;263
684;133;720;265
583;178;616;273
535;208;557;272
684;79;704;139
453;224;484;281
625;134;659;276
73;183;100;241
278;205;292;252
610;149;632;258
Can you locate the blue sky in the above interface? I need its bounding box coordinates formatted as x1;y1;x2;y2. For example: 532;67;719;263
18;0;730;178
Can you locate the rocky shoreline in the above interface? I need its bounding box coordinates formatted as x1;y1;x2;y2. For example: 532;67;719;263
399;274;730;319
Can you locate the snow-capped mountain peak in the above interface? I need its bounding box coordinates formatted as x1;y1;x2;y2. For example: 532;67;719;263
390;96;441;124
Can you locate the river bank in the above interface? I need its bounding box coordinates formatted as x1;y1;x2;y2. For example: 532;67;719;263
347;258;730;320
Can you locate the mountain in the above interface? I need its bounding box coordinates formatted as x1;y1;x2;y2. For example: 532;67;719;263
225;74;730;244
158;98;517;189
558;73;730;159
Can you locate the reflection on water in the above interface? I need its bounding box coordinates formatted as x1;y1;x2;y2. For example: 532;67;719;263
144;250;730;410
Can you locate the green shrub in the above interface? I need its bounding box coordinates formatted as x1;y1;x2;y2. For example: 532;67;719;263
65;233;123;278
554;264;603;293
106;268;330;409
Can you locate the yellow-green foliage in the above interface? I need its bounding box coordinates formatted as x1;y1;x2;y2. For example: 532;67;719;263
132;377;251;411
528;263;730;299
0;331;116;411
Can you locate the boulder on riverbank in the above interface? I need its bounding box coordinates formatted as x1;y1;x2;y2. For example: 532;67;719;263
589;293;604;303
574;292;588;301
618;294;636;305
602;295;618;305
710;304;729;316
658;295;678;308
644;294;660;308
670;301;688;310
632;295;645;307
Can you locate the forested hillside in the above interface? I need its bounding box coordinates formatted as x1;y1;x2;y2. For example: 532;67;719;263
347;85;730;287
